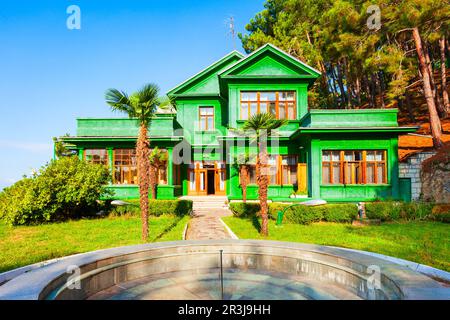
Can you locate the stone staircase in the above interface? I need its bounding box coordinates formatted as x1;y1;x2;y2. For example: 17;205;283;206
180;196;229;217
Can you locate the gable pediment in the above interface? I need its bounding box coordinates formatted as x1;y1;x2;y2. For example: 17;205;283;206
219;44;321;79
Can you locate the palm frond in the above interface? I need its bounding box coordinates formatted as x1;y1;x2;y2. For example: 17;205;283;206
242;113;287;136
158;95;177;112
137;83;160;105
105;89;133;115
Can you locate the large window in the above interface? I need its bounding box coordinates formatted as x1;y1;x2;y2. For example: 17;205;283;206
246;155;298;185
113;149;137;185
199;107;214;130
322;150;387;185
281;155;298;185
240;91;296;120
84;149;108;165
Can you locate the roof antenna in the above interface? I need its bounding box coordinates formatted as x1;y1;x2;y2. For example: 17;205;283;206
226;15;236;50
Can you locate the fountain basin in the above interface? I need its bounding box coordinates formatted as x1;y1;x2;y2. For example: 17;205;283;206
0;240;448;300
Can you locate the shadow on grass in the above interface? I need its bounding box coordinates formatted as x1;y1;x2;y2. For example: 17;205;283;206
151;216;184;242
251;216;261;233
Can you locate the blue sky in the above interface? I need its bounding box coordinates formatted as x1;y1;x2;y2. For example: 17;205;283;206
0;0;263;189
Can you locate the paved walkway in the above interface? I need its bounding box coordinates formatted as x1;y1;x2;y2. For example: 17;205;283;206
185;208;233;240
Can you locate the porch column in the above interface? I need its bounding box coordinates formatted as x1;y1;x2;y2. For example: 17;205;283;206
167;148;173;185
107;148;114;185
78;148;84;160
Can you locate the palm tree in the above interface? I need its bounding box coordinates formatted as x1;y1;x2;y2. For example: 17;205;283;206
149;147;168;199
105;83;160;242
242;113;287;236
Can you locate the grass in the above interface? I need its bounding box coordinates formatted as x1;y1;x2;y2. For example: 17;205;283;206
222;216;450;272
0;215;189;273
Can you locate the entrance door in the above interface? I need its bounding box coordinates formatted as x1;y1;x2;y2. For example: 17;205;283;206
188;162;207;196
187;161;226;195
215;161;226;195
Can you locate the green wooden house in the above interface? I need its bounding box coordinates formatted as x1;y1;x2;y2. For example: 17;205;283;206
60;44;416;202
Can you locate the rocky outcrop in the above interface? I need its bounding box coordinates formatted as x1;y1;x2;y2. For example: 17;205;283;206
421;144;450;203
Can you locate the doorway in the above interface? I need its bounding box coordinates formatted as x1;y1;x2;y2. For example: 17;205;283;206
207;170;215;194
187;161;226;196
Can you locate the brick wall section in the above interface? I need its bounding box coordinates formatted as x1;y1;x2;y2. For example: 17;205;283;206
399;151;436;200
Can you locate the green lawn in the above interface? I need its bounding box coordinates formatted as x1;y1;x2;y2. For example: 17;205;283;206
0;215;189;273
222;216;450;272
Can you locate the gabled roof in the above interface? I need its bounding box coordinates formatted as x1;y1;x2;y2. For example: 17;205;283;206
218;43;321;79
167;50;245;96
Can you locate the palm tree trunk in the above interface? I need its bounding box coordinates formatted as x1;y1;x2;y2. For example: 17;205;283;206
240;166;248;203
257;142;269;236
137;124;151;241
149;165;157;199
412;27;443;148
439;36;449;116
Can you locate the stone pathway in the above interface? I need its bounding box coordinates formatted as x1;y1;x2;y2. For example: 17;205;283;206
185;208;233;240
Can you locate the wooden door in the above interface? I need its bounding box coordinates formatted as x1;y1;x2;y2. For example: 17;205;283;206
188;162;208;195
214;161;226;195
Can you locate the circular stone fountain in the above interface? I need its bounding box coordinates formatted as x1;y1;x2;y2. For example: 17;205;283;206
0;240;448;300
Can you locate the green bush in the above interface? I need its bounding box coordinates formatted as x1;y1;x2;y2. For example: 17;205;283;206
232;202;356;224
322;204;358;222
366;201;434;221
0;157;112;226
109;199;193;217
229;202;260;217
365;201;401;221
283;205;324;225
149;200;193;216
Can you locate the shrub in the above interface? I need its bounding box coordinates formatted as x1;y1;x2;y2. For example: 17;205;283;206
429;204;450;223
283;205;324;225
365;201;402;221
366;201;434;221
322;204;358;222
400;202;434;220
229;202;260;217
109;199;193;217
149;200;193;216
0;157;112;226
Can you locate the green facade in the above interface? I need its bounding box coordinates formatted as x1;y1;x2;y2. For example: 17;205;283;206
61;44;417;202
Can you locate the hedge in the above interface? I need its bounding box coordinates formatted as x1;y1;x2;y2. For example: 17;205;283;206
229;202;260;217
429;204;450;223
109;199;193;217
231;202;358;225
365;201;434;221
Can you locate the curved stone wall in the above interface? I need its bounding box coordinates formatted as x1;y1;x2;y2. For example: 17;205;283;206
0;240;448;300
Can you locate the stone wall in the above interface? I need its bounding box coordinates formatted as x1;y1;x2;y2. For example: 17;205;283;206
399;151;436;201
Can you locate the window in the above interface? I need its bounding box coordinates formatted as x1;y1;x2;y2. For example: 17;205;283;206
158;166;168;185
113;149;137;185
246;155;298;185
322;150;387;185
366;150;386;184
84;149;108;165
248;165;257;184
281;155;298;185
240;91;296;120
150;148;168;185
199;107;214;130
